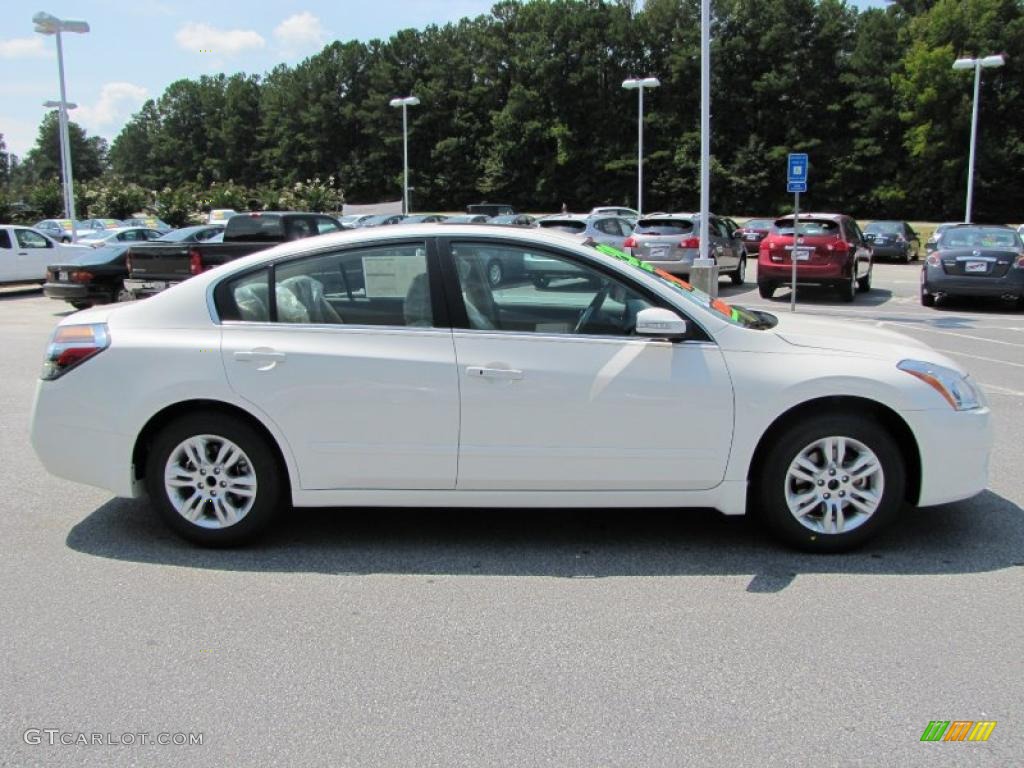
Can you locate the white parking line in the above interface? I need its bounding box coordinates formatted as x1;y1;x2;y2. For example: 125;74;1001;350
978;383;1024;398
877;322;1024;349
933;348;1024;369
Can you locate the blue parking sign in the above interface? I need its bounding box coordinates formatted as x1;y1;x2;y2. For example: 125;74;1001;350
788;153;808;185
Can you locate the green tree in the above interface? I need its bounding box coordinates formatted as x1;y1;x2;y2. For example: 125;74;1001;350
22;111;107;183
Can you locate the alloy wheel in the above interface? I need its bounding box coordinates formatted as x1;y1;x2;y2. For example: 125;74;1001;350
163;435;258;529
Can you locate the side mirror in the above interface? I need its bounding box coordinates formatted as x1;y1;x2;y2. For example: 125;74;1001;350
635;307;689;339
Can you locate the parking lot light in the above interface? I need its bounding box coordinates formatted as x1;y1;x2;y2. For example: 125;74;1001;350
389;96;420;215
33;11;90;243
622;77;660;217
952;53;1005;223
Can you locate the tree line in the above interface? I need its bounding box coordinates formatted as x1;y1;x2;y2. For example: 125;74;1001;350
5;0;1023;223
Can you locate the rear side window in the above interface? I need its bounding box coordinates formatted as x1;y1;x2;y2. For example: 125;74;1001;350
220;269;272;322
316;217;342;234
538;220;586;233
635;219;694;236
0;230;10;249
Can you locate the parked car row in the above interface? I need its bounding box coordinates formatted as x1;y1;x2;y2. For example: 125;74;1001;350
33;217;173;242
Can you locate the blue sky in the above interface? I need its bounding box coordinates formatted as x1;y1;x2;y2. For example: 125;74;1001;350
1;0;886;159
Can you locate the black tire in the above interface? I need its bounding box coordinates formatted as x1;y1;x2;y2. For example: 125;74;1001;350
486;259;504;287
145;412;283;546
857;266;872;292
752;413;906;552
757;281;775;299
920;285;935;307
838;274;857;302
69;301;91;311
730;255;747;285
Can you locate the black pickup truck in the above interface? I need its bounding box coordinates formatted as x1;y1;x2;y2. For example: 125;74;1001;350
124;211;344;298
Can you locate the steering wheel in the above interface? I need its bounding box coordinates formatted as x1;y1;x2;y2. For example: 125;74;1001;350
573;280;611;334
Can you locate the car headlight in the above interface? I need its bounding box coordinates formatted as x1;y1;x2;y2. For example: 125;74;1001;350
898;359;981;411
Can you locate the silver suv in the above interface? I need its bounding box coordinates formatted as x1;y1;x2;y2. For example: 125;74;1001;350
626;213;747;285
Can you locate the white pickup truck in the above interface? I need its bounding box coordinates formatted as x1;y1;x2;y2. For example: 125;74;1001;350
0;225;87;285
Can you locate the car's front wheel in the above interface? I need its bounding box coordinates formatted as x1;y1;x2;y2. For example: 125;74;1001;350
838;274;857;302
857;266;872;292
753;414;905;552
145;412;282;546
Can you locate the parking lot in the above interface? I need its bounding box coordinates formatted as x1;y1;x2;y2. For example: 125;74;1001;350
2;259;1022;767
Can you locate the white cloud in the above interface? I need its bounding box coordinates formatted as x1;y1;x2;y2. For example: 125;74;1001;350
0;116;44;158
0;37;51;59
75;82;149;132
174;22;265;56
273;12;327;57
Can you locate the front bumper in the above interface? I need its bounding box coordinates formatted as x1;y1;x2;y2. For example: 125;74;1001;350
923;266;1024;299
903;405;992;507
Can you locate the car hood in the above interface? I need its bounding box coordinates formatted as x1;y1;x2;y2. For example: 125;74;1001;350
767;311;953;364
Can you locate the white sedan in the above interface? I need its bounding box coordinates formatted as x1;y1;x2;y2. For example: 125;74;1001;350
30;225;992;551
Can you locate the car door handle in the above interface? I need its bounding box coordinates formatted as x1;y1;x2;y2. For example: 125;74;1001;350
466;366;523;381
234;348;286;370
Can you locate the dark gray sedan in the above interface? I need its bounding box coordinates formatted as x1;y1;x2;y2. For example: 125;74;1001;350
921;224;1024;308
864;220;921;262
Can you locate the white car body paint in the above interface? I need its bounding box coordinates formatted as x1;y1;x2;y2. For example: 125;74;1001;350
30;225;992;517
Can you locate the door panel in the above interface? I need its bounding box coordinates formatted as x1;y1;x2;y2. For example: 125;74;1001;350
454;333;734;490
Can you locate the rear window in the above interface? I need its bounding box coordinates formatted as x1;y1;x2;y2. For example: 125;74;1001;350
538;220;586;233
744;219;773;229
635;219;694;236
939;227;1020;249
226;214;285;241
773;219;840;237
865;222;902;235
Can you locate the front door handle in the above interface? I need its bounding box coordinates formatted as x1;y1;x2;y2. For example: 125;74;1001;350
466;366;523;381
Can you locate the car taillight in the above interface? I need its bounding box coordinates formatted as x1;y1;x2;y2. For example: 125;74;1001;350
41;323;110;380
189;248;205;275
70;270;94;284
622;236;637;248
927;254;941;267
680;236;700;249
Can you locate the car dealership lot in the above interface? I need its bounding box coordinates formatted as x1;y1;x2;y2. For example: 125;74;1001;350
2;261;1022;767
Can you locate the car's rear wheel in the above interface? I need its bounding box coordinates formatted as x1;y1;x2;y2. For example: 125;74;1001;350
838;274;857;302
69;301;91;311
731;255;747;285
921;284;936;307
753;414;905;552
145;412;282;546
857;266;872;292
757;280;775;299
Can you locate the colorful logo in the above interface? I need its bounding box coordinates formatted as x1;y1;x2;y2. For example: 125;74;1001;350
920;720;996;742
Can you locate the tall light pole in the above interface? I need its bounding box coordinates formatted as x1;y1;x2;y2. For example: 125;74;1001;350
389;96;420;215
952;54;1005;223
33;11;89;242
622;77;660;216
42;99;77;224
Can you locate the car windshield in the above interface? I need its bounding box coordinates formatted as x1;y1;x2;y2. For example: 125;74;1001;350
593;244;774;330
865;222;902;235
634;219;694;236
773;219;840;237
744;219;773;229
939;227;1020;249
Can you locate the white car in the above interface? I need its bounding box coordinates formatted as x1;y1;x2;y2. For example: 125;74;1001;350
0;225;88;284
30;226;992;551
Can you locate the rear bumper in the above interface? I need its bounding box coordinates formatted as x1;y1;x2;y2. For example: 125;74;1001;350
42;281;111;303
869;244;908;259
124;278;177;296
903;406;992;507
757;260;847;282
923;267;1024;298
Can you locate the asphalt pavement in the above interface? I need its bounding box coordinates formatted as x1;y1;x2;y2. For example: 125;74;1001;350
1;261;1021;767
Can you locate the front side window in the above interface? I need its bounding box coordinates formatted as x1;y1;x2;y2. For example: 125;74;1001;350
450;242;655;337
15;229;50;249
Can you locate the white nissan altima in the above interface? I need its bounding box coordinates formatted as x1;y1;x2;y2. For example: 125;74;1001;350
30;225;992;551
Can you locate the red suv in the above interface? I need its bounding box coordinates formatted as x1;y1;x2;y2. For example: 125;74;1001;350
757;213;873;302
